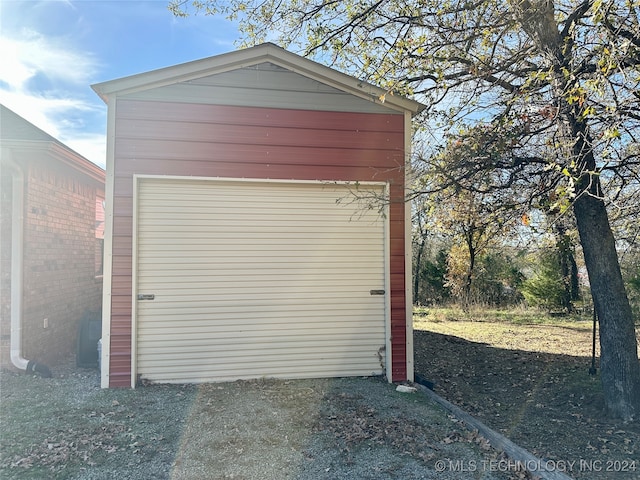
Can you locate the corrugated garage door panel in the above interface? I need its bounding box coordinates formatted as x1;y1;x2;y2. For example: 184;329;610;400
135;179;387;383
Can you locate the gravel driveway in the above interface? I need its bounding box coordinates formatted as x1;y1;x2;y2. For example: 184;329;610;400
1;361;518;480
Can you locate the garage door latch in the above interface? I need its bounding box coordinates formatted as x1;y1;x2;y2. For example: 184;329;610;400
369;290;385;296
137;294;155;300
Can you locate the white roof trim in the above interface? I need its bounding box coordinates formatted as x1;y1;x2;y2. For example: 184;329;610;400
91;43;424;114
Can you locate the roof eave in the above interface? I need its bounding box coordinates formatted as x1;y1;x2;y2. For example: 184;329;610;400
91;43;425;115
1;138;105;183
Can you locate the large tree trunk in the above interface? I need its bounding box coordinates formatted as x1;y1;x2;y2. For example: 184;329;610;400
573;188;640;421
515;0;640;421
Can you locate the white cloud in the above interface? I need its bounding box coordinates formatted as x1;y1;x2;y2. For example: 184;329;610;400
0;28;105;167
0;30;97;88
64;134;107;169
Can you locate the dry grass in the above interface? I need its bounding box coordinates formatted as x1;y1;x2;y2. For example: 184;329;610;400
414;305;639;357
413;306;640;480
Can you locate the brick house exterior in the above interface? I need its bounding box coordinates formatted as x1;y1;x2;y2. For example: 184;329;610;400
1;105;105;371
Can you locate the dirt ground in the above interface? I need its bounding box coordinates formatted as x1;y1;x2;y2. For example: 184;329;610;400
414;317;640;480
2;316;638;479
1;362;519;480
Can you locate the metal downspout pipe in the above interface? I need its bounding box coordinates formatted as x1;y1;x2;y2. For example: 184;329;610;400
3;153;52;377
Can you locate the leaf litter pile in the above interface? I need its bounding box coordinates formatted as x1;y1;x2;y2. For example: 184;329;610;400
0;364;195;480
1;359;529;480
318;390;491;465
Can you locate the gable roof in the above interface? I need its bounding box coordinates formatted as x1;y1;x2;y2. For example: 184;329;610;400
91;43;424;115
1;104;61;144
0;104;105;183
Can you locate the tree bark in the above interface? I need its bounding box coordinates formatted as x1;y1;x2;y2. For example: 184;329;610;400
573;188;640;421
414;236;426;303
554;224;579;312
567;114;640;421
514;0;640;421
463;228;477;309
565;111;640;421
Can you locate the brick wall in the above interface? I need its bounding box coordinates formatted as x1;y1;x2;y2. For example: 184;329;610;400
4;160;103;368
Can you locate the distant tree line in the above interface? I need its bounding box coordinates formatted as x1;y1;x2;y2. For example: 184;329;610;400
412;204;640;318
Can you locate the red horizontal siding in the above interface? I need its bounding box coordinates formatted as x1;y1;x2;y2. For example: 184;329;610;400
112;282;132;297
390;242;405;257
108;346;132;388
112;217;133;237
392;278;407;292
389;203;405;220
111;296;133;316
108;99;409;386
391;295;407;310
112;259;132;279
115;140;405;171
114;162;403;184
117;100;404;133
113;196;133;216
117;118;404;151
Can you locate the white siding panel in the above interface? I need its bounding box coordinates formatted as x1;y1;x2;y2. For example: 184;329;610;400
124;63;393;114
135;179;387;383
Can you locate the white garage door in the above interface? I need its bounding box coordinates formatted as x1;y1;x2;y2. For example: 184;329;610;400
134;178;388;383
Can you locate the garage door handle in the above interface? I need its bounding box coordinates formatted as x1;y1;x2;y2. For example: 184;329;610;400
138;294;155;300
370;290;385;296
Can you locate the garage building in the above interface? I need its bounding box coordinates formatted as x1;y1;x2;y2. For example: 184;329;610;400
92;43;423;388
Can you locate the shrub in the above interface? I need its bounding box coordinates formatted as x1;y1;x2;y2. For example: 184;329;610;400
521;250;567;311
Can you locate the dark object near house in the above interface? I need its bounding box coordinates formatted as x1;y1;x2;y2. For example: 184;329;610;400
26;360;52;378
77;311;102;368
414;373;436;391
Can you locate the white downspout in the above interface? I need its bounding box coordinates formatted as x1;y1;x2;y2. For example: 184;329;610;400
3;153;51;377
4;154;28;370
